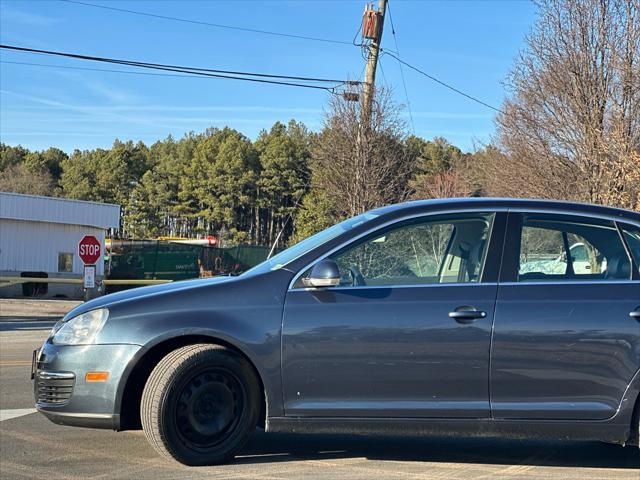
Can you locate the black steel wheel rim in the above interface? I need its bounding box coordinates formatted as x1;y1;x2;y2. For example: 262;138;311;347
172;367;244;450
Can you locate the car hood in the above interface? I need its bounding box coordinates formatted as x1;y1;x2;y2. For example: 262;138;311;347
63;275;239;320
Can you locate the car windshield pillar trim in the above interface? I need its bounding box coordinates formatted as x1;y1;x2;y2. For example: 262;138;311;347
287;207;507;291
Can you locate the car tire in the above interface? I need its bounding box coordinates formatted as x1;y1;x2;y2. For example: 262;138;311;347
141;344;261;465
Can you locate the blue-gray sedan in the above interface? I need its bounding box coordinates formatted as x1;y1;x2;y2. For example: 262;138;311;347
33;198;640;465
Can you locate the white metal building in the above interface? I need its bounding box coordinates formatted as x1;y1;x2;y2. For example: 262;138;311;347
0;192;120;299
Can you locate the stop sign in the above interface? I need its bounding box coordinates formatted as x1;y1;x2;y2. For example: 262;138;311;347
78;235;101;265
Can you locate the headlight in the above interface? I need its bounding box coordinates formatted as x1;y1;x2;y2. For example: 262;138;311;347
51;309;109;345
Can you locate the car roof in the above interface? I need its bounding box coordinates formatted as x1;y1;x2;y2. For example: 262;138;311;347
370;197;640;223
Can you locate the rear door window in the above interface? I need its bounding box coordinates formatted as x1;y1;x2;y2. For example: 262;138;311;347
621;225;640;267
517;214;631;282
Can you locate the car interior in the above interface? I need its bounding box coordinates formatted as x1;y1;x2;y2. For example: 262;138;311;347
517;217;631;282
330;214;493;287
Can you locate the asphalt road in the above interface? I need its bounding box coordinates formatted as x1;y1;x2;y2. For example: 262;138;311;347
1;299;638;480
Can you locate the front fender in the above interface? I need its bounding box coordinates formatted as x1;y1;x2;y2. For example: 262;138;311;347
102;269;294;427
113;325;282;428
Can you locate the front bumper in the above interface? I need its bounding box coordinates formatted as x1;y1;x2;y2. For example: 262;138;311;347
33;341;142;430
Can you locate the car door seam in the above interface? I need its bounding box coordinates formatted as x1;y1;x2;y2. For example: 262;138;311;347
489;209;512;420
279;282;289;419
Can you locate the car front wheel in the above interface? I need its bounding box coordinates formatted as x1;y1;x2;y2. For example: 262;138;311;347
141;344;260;465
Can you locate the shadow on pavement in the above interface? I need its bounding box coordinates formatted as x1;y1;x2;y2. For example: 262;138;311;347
236;431;640;469
0;317;57;332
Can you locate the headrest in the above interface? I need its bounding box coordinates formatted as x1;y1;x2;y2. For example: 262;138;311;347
605;253;631;280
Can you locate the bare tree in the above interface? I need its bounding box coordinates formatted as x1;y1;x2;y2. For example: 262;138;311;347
408;136;474;200
311;88;412;218
411;169;471;200
489;0;640;210
0;163;55;196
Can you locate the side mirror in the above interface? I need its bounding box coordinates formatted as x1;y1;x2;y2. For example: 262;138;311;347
302;259;340;288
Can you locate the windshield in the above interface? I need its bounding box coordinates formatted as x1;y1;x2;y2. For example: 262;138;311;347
243;212;380;276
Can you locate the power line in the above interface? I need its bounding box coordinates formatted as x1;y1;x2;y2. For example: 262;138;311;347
0;45;350;84
60;0;353;46
378;55;388;87
384;51;503;113
0;60;234;80
0;44;356;92
385;0;415;134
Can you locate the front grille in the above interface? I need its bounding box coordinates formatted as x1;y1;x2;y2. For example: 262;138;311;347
36;372;75;405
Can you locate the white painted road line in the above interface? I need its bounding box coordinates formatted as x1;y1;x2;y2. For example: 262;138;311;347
0;408;37;422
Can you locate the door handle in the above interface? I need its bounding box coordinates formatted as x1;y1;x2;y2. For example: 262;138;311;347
449;306;487;324
630;308;640;321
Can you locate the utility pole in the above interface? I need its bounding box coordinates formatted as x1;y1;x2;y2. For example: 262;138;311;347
362;0;387;124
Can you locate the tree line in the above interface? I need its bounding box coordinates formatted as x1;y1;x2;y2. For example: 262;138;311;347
1;0;638;248
0;117;482;247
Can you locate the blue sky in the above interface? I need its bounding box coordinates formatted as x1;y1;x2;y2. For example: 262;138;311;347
0;0;536;153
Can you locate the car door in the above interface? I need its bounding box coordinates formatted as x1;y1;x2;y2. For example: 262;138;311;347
491;212;640;420
281;211;505;418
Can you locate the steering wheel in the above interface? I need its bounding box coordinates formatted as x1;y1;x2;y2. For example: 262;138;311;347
349;265;366;286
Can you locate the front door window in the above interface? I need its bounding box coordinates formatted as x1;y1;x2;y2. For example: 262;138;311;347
328;213;494;287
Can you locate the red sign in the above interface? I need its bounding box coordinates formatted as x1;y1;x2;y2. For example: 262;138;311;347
78;235;101;265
